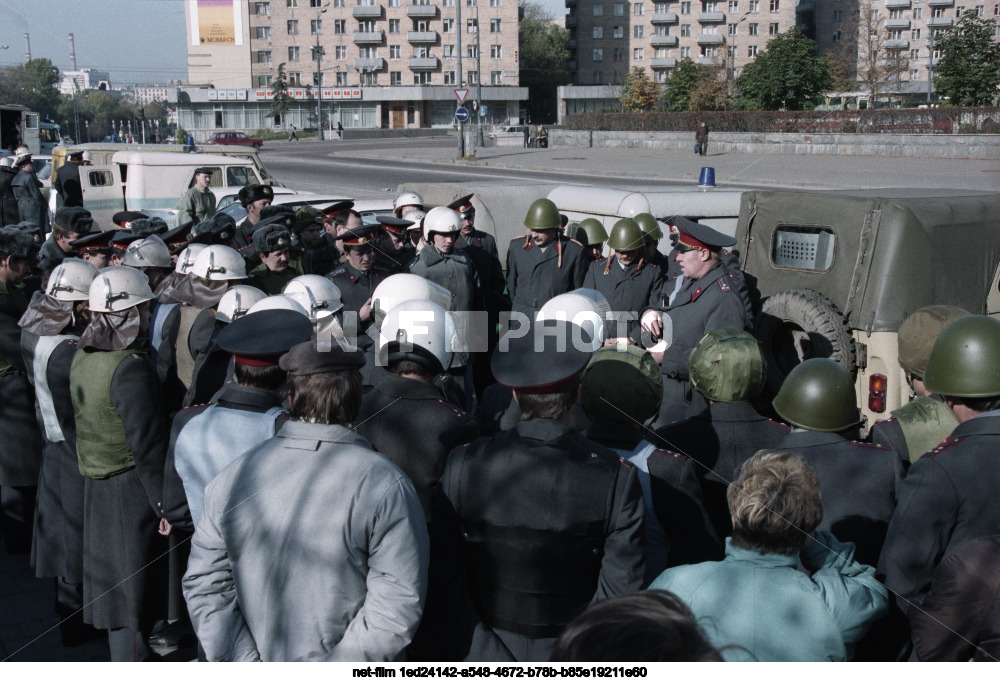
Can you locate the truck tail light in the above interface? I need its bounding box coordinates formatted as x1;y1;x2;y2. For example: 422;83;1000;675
868;373;887;413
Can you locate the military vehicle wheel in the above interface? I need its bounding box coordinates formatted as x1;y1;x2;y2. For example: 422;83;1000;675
755;289;856;397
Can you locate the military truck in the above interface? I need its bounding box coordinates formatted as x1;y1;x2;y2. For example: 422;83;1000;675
735;188;1000;432
1;104;40;155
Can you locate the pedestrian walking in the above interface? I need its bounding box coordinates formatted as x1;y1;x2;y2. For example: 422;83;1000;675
695;122;709;156
288;124;298;141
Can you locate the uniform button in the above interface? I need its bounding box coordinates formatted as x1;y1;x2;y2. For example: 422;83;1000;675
592;548;599;555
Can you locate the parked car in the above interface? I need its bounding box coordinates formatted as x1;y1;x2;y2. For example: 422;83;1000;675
206;131;264;150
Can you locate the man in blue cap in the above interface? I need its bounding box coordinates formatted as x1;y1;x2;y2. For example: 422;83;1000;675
641;216;748;426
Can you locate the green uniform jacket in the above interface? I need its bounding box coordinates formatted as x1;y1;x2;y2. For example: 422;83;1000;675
176;185;217;227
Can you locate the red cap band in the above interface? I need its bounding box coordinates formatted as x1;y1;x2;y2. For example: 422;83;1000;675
234;353;285;367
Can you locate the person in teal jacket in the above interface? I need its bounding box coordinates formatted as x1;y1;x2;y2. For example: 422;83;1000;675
648;450;889;661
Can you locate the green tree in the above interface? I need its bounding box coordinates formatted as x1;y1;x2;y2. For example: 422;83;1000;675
0;58;62;119
269;62;293;121
689;68;729;111
735;28;831;110
934;11;1000;106
662;59;712;111
620;67;660;111
519;2;571;122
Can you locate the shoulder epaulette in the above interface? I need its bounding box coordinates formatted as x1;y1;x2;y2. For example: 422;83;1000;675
278;411;290;421
716;277;732;293
435;398;468;420
618;457;634;471
177;402;211;412
849;440;892;451
66;339;79;348
872;416;899;427
768;418;794;431
652;448;689;462
728;271;742;282
327;266;346;278
925;436;964;460
567;237;583;247
126;353;143;360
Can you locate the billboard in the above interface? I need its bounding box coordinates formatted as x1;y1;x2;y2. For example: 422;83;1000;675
189;0;244;46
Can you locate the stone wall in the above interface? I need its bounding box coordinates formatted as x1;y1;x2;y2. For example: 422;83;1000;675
552;129;1000;160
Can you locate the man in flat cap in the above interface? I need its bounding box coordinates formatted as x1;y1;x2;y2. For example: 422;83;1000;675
229;183;274;252
176;167;216;228
54;149;86;207
38;206;94;276
247;219;303;295
70;229;117;269
184;340;430;661
423;320;645;662
641;216;749;426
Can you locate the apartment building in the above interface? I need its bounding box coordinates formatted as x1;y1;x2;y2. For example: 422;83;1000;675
182;0;525;134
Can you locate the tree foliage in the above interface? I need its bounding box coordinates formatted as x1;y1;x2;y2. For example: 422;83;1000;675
53;90;154;142
854;0;909;107
519;2;570;121
662;59;704;111
0;58;62;119
620;67;660;112
934;11;1000;106
689;68;729;111
269;62;293;119
735;28;831;110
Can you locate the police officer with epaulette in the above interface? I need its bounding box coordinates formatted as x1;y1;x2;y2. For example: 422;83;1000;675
641;216;748;425
70;230;117;269
426;320;644;662
655;328;790;554
869;305;969;466
326;224;390;387
583;218;664;343
505;198;588;325
771;358;902;568
374;215;415;274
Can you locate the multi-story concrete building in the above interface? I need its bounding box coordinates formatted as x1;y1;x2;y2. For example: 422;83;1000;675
181;0;525;135
126;86;180;107
59;69;112;95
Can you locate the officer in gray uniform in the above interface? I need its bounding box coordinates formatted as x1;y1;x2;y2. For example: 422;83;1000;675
583;218;664;342
772;358;903;568
655;329;791;557
505;198;588;324
869;305;969;466
427;320;644;662
879;315;1000;607
641;216;748;426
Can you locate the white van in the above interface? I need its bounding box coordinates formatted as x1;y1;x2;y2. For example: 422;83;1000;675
80;151;265;230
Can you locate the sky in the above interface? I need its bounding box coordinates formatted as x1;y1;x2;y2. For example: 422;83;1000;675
0;0;566;87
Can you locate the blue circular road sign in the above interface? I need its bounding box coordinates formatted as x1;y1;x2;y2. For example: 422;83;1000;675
455;107;470;122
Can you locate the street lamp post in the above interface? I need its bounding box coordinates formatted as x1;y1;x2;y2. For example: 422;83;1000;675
729;12;751;101
456;0;465;157
475;4;484;148
927;31;934;104
316;2;329;141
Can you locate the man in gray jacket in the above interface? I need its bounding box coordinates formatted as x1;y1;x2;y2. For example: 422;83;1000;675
183;340;429;661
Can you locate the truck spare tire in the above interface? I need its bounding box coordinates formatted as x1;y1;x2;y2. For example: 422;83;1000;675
755;288;856;397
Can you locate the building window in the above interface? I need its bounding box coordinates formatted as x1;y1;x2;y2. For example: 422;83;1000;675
592;70;603;84
390;71;402;85
912;7;922;18
443;18;454;33
334;20;346;33
289;46;300;61
680;46;691;57
389;45;401;58
749;0;759;11
254;26;271;39
467;18;478;32
255;2;270;15
444;70;456;84
287;0;297;6
256;74;272;86
728;22;738;34
594;3;604;15
467;0;477;5
443;44;455;58
361;46;379;58
491;18;502;32
702;46;717;56
769;22;779;34
256;50;272;65
909;69;919;80
313;70;323;86
655;24;670;34
832;30;841;41
748;22;758;34
911;27;921;38
633;47;644;60
468;70;478;84
491;70;502;84
593;48;604;61
634;25;644;37
634;2;645;14
289;71;301;85
833;10;841;21
491;44;502;59
467;44;478;58
389;0;400;5
310;0;323;6
311;19;322;34
491;0;501;6
728;0;738;11
703;24;718;33
334;71;346;85
614;2;625;14
389;19;400;33
594;26;604;38
614;47;625;60
613;25;624;37
413;45;430;58
769;0;778;11
655;47;668;57
910;48;919;59
704;1;718;10
681;23;691;35
681;1;691;11
414;72;432;85
358;20;376;32
747;44;758;56
442;0;453;5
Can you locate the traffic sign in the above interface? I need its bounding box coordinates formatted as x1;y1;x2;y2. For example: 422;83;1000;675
479;105;487;117
455;107;470;122
454;88;469;104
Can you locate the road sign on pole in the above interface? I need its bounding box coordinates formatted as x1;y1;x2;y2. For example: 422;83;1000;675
455;107;470;122
454;88;469;104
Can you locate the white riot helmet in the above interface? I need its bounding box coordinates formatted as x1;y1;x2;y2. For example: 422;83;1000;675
81;150;93;163
536;288;611;350
174;243;207;274
378;299;458;374
88;266;155;313
0;157;11;168
123;235;171;268
370;273;452;329
283;275;343;322
46;258;99;301
246;294;309;317
191;244;247;281
393;190;424;218
422;206;462;241
216;285;267;324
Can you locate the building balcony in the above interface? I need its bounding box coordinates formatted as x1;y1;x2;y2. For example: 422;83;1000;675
409;56;440;69
354;57;385;71
352;5;382;18
353;30;384;43
696;33;725;45
697;56;724;66
885;18;911;29
566;15;578;26
927;16;954;26
406;5;438;18
567;38;577;47
797;1;815;12
884;38;910;49
650;35;679;47
650;57;678;68
885;0;911;6
698;11;726;23
407;31;438;43
927;0;954;5
650;11;679;23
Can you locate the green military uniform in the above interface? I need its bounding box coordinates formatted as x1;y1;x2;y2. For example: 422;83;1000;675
247;261;302;295
176;185;216;227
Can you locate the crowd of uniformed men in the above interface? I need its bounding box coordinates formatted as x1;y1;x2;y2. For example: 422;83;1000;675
0;159;998;662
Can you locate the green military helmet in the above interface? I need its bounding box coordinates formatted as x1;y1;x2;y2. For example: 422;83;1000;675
575;218;608;247
898;305;971;379
923;315;1000;398
772;358;859;432
581;344;663;424
607;218;646;252
524;198;562;231
633;213;663;242
689;329;767;403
